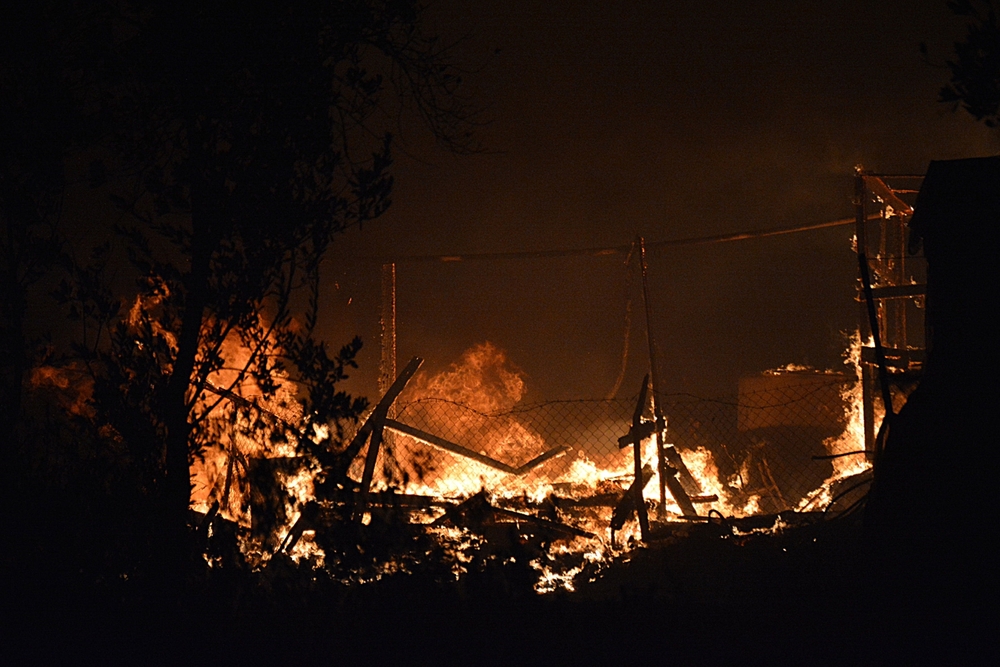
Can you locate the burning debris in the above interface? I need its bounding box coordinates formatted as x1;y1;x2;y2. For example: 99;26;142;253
190;338;875;593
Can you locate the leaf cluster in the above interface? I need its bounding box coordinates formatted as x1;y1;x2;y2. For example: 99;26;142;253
940;0;1000;127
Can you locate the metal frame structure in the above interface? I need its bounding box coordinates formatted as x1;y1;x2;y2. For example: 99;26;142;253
853;168;926;458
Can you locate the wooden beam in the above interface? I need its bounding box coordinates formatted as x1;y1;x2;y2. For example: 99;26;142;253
861;346;927;370
617;420;657;448
618;375;651;540
662;463;698;517
384;419;516;473
611;464;654;535
863;174;913;217
870;283;926;300
639;238;670;517
354;357;424;521
204;382;290;426
513;446;570;474
663;445;702;498
383;419;568;475
489;506;596;539
856;234;897;458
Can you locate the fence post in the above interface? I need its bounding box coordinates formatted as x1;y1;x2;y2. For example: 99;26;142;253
638;236;668;516
380;262;397;418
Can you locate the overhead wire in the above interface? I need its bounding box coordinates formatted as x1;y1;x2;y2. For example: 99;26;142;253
366;217;858;264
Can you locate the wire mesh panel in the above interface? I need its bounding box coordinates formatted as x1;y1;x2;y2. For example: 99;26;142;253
363;369;864;516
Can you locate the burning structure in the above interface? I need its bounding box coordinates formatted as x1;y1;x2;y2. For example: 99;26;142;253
28;158;988;607
185;216;935;590
179;166;999;593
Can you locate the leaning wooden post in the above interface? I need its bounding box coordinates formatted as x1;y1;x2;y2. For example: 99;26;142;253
354;356;423;522
638;237;668;516
617;374;652;541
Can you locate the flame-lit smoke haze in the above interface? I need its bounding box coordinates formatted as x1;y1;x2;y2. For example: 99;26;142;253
316;0;998;405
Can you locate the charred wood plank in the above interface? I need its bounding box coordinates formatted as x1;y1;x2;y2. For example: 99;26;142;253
617;420;658;448
664;445;702;498
513;445;570;474
861;345;926;370
354;357;424;521
431;490;494;529
383;419;568;475
622;375;652;539
280;500;321;553
864;174;913;217
662;463;698;517
384;419;516;473
203;382;293;427
489;506;595;539
870;283;926;300
344;357;423;464
611;464;654;534
615;378;702;510
431;491;593;539
355;410;387;521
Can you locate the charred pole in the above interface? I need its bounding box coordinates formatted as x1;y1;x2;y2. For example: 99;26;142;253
618;374;652;540
353;356;423;522
638;236;668;516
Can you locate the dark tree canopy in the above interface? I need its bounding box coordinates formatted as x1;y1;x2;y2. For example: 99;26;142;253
939;0;1000;126
4;0;480;577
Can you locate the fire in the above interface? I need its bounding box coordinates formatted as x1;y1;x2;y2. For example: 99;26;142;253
798;333;876;511
414;341;526;413
389;344;767;547
387;342;551;500
187;316;312;569
180;330;882;589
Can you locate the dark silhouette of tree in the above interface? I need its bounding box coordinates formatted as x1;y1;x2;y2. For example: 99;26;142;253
936;0;1000;126
0;5;94;544
54;0;480;573
0;2;74;443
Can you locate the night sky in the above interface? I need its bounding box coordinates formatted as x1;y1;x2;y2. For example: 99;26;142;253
320;1;999;403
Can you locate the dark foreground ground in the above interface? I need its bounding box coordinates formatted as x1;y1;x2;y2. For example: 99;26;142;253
8;510;997;666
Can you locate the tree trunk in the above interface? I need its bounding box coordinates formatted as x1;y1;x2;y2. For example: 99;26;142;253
160;164;217;572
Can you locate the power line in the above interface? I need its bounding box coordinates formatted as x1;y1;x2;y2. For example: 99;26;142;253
367;217;857;264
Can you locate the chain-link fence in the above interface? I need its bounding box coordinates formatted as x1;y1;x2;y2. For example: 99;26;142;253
361;370;865;515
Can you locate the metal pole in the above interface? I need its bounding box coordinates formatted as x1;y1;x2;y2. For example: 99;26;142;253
379;263;397;418
638;237;667;516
